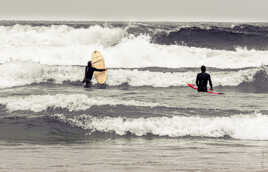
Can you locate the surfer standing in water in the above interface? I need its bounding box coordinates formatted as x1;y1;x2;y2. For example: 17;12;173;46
82;61;106;88
196;65;213;92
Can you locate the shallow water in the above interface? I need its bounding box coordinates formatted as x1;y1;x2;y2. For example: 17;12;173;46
0;85;268;171
1;138;268;172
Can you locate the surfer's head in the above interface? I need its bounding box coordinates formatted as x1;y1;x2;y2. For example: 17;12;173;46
88;61;92;67
201;65;206;72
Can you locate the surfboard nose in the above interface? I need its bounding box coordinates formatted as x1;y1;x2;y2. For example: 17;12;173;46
92;50;101;57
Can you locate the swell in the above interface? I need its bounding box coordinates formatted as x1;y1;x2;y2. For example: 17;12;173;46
1;62;268;92
1;21;268;51
0;112;268;143
0;92;263;142
0;101;253;118
58;113;268;140
238;68;268;92
152;26;268;50
1;90;266;142
0;116;86;143
2;21;268;36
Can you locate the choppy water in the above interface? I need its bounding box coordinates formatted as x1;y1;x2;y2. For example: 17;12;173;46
1;20;268;172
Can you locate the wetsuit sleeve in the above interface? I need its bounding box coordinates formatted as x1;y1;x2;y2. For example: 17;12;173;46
208;74;213;90
196;74;200;86
93;67;106;72
82;66;88;83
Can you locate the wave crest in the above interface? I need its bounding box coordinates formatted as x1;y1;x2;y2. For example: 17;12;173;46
53;113;268;140
152;26;268;50
0;62;263;88
0;94;160;112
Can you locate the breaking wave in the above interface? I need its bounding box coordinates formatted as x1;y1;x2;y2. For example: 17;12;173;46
1;62;267;89
1;24;268;68
52;112;268;140
152;25;268;50
0;94;161;112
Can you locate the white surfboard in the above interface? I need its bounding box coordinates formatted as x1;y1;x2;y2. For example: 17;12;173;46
91;50;107;84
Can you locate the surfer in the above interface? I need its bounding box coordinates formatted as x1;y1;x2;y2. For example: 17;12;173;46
82;61;106;87
196;65;213;92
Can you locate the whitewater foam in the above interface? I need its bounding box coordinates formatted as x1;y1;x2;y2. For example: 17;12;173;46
0;24;125;47
0;25;268;68
53;113;268;140
0;62;259;88
0;94;161;112
107;68;257;87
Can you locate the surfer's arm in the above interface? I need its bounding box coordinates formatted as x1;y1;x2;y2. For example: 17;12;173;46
82;66;88;83
93;67;106;72
209;75;213;90
196;74;199;86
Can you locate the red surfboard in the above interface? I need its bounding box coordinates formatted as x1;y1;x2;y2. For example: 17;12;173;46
187;83;224;95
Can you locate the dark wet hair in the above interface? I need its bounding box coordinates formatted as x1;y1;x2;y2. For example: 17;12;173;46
88;61;92;67
201;65;206;72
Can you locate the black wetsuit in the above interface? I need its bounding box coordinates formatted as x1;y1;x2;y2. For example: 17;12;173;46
83;66;105;87
196;72;213;92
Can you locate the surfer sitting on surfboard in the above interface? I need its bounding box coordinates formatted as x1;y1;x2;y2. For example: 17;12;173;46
196;65;213;92
82;61;106;88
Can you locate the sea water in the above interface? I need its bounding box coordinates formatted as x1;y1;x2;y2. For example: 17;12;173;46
0;21;268;172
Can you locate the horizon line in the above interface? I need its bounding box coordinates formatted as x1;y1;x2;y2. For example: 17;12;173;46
0;17;267;23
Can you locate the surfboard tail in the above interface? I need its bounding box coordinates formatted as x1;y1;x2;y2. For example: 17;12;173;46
187;83;224;95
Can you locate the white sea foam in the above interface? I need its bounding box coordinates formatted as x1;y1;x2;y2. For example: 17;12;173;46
54;113;268;140
0;25;125;65
0;62;83;88
0;62;259;88
0;94;160;112
105;36;268;68
0;25;268;68
107;68;257;87
0;25;125;47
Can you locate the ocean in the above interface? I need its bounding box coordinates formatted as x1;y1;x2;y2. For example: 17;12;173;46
0;20;268;172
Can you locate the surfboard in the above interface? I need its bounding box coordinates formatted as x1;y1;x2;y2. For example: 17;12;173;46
91;50;107;84
187;83;224;95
